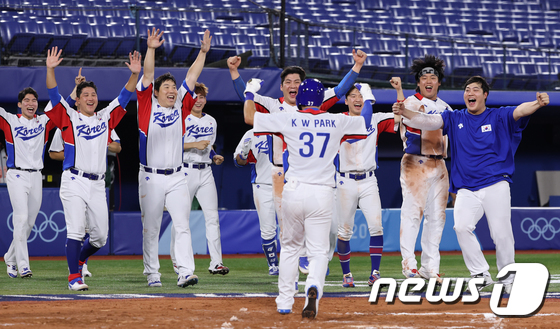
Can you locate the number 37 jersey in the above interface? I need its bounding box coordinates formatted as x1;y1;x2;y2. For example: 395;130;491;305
253;109;367;187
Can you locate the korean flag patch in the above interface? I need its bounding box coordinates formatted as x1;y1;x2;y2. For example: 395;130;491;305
481;124;492;132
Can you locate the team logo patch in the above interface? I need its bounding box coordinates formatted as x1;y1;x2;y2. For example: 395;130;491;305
458;123;463;129
481;124;492;132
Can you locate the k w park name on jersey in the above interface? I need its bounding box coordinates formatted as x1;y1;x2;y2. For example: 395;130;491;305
291;118;336;128
153;109;180;128
14;124;45;140
76;122;107;140
186;125;214;138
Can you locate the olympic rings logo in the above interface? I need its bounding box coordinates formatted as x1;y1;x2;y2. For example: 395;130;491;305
6;210;66;243
520;217;560;241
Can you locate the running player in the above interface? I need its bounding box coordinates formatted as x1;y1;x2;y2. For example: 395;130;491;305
250;78;371;318
392;55;452;281
336;84;396;288
45;47;140;291
2;87;56;278
233;129;279;275
137;28;210;288
392;76;549;293
169;82;229;276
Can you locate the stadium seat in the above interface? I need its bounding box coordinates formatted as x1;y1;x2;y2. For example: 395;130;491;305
1;21;34;55
77;24;107;57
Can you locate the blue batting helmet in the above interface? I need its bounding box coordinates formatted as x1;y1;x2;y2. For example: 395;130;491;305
296;79;324;108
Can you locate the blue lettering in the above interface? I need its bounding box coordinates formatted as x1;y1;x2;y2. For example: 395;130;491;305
76;122;107;140
153;110;180;128
255;140;269;155
302;119;310;127
14;124;45;141
292;119;297;127
186;124;214;138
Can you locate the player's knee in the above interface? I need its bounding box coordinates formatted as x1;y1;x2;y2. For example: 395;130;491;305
89;235;107;248
453;222;474;234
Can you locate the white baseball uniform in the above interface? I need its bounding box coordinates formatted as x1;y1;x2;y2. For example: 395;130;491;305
137;78;195;281
169;112;223;270
45;87;128;248
337;112;395;239
253;109;367;311
399;93;452;278
1;107;55;275
50;128;120;153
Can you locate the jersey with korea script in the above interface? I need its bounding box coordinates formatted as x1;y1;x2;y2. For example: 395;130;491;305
183;113;216;165
401;93;451;157
45;86;130;174
253;109;368;187
0;107;56;169
136;79;195;169
50;128;120;153
441;106;530;193
337;112;395;172
234;128;273;185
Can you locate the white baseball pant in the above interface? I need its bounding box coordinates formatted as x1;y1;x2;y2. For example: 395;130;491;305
139;169;194;279
4;169;42;273
454;180;514;283
252;183;277;240
276;178;333;311
400;154;448;277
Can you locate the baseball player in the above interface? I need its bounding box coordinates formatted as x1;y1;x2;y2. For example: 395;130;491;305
169;82;229;276
49;127;121;278
228;49;367;273
249;78;371;318
336;84;396;288
2;87;56;279
393;55;452;281
234;128;279;275
45;47;140;291
137;28;210;288
393;76;549;293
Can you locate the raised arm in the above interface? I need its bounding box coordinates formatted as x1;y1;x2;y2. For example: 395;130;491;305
351;48;366;74
142;28;164;89
331;49;367;100
390;76;405;124
513;92;549;121
69;67;85;101
243;78;263;126
46;47;64;89
228;56;245;100
392;102;443;131
186;29;212;91
124;51;142;92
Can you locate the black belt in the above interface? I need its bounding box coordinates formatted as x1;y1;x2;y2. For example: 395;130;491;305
9;167;41;172
69;168;105;180
143;165;182;175
410;153;444;160
339;171;374;181
183;163;208;169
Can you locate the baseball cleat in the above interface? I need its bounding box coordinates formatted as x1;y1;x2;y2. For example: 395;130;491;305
471;273;494;292
298;257;309;275
68;277;89;291
173;263;179;275
177;274;198;288
82;263;92;277
368;270;381;286
148;279;162;287
302;285;319;319
6;264;17;278
268;265;279;276
342;273;355;288
418;268;443;284
402;269;421;279
277;309;291;314
20;267;33;278
208;263;229;275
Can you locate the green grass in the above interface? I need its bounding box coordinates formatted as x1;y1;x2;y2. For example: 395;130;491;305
1;253;558;295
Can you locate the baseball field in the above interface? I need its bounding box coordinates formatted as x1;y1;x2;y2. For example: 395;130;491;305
1;251;559;328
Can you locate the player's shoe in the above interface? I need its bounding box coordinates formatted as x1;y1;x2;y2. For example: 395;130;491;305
82;263;92;277
368;270;381;286
418;267;443;284
208;263;229;275
402;269;421;279
148;275;162;287
471;273;494;292
298;257;309;275
6;264;17;278
173;263;179;275
177;274;198;288
268;265;279;276
277;309;291;314
68;277;88;291
20;267;33;278
342;273;355;288
302;285;319;319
